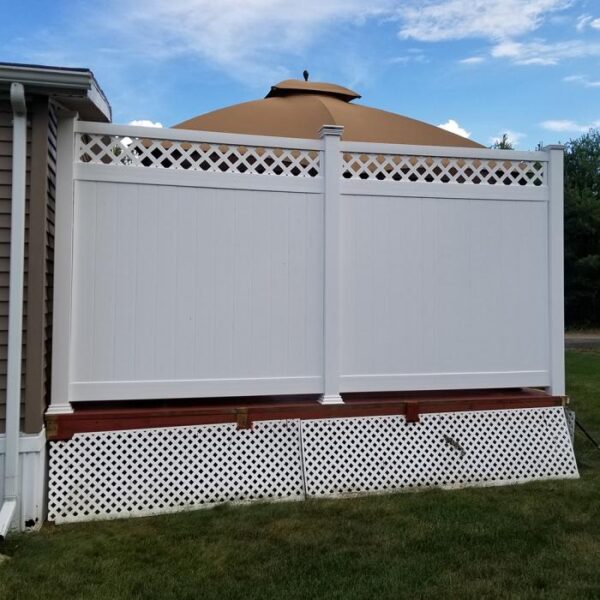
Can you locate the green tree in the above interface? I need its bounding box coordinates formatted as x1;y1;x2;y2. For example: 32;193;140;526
564;129;600;327
491;133;514;150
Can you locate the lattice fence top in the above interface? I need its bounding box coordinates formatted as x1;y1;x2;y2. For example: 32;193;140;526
77;133;321;178
342;152;546;186
76;132;548;186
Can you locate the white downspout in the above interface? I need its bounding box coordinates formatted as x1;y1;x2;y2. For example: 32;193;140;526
0;83;27;540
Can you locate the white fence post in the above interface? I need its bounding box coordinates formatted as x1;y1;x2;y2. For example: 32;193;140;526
545;145;565;396
48;116;77;415
319;125;344;405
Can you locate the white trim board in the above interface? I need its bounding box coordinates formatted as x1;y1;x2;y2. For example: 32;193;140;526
74;163;323;194
75;120;323;152
70;376;324;401
340;140;549;162
0;429;46;454
340;371;550;392
341;180;548;202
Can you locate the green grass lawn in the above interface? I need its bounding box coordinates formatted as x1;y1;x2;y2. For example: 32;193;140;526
1;350;599;600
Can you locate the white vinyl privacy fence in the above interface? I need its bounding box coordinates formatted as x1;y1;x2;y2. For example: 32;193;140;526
49;120;564;411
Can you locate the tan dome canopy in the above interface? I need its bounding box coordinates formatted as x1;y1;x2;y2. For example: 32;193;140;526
174;79;482;148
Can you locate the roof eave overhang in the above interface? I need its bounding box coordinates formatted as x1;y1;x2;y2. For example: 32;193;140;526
0;63;112;122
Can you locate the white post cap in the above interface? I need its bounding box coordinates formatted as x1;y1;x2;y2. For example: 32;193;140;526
319;125;344;138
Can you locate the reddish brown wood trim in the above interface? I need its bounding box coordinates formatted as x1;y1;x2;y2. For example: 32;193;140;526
45;389;565;441
405;401;420;423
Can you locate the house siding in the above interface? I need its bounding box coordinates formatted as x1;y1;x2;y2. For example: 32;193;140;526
23;98;56;433
0;95;54;434
0;98;30;432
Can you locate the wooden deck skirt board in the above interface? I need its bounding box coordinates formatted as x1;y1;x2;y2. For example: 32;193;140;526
45;388;564;441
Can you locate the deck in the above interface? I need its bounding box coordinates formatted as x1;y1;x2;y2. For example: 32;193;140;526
46;388;564;441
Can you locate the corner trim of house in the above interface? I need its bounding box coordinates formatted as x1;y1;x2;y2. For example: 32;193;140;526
0;429;46;453
0;429;47;532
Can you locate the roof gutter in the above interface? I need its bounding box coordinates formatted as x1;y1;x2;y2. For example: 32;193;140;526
0;82;27;540
0;63;111;122
0;64;93;89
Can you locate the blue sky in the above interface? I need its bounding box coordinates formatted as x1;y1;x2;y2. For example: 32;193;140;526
2;0;599;148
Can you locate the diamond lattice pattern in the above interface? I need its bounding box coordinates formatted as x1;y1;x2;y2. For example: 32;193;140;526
343;153;546;186
48;408;577;523
77;134;320;177
48;420;304;523
302;407;577;497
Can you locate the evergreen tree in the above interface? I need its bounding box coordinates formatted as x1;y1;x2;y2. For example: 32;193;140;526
491;133;514;150
564;129;600;327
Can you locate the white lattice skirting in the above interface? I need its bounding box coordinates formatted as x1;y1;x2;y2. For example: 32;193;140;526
48;407;578;524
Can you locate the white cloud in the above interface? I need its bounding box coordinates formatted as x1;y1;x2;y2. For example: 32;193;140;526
107;0;390;82
128;119;164;127
395;1;593;67
459;56;485;64
438;119;471;138
89;0;577;81
6;0;593;97
564;74;600;88
389;49;429;65
397;0;570;42
576;15;593;31
540;119;600;133
491;39;600;65
592;18;600;29
490;130;526;147
122;120;164;145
